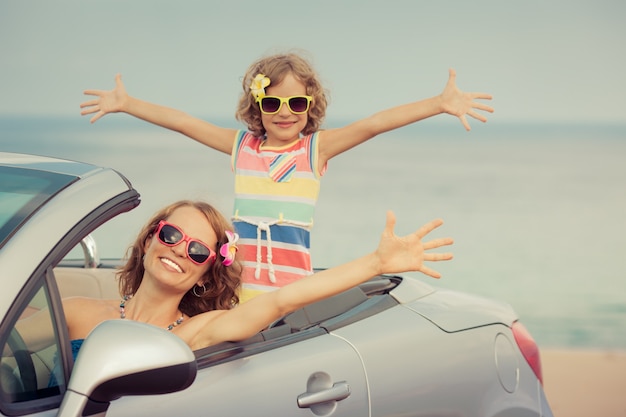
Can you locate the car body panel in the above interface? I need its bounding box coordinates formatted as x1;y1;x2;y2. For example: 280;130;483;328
404;287;519;333
106;333;369;417
333;304;545;416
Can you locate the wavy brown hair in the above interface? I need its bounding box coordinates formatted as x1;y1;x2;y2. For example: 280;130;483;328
117;200;242;316
235;52;329;137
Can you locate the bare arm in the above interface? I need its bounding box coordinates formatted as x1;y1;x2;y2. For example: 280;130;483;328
80;74;237;154
185;212;454;350
318;69;494;166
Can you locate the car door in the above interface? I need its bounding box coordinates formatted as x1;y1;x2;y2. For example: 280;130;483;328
107;331;369;417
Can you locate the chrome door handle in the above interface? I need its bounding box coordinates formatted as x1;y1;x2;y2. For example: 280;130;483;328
297;381;351;408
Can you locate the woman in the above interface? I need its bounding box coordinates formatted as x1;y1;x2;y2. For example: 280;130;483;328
62;199;453;351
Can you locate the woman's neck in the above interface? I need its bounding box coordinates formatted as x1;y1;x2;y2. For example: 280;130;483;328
122;287;185;329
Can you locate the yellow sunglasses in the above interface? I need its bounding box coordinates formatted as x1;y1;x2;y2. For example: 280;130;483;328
256;95;313;115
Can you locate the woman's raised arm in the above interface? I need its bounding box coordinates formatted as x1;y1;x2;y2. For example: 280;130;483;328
187;211;454;350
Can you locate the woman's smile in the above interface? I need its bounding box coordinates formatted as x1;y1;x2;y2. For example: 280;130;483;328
160;256;183;273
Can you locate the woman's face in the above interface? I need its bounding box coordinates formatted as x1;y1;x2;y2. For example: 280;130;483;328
143;206;219;292
260;72;309;146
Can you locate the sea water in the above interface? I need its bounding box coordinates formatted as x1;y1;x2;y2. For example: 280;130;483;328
1;116;625;350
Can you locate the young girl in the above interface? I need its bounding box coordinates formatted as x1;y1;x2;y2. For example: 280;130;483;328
80;52;492;300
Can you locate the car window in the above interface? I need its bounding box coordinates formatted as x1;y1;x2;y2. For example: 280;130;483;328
0;283;65;407
0;166;76;248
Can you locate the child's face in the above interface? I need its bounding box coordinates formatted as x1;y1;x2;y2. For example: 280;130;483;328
261;72;308;145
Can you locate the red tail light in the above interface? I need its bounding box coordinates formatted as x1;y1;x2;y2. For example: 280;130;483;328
512;321;543;385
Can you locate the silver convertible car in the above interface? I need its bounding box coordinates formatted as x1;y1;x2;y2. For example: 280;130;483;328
0;152;553;417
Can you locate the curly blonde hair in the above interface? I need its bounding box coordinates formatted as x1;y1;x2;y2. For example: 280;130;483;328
235;52;328;137
117;200;242;316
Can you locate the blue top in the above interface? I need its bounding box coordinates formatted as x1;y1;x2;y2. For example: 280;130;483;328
69;339;84;359
48;339;84;387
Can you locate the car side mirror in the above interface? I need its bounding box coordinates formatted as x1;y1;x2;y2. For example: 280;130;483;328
57;320;197;417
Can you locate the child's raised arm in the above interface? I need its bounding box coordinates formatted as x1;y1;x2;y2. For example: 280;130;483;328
186;211;454;349
318;69;494;165
80;74;237;155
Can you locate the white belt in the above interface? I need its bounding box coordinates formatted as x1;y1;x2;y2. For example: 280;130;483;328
233;212;312;284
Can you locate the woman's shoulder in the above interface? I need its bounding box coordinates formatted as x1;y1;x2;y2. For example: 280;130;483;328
173;309;227;349
63;297;120;339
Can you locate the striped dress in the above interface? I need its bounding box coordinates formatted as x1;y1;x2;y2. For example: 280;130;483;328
231;130;326;300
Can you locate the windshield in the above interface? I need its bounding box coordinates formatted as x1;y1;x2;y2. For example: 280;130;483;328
0;166;76;247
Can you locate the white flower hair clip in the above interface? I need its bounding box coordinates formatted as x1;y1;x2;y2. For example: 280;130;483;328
250;73;270;100
220;230;239;266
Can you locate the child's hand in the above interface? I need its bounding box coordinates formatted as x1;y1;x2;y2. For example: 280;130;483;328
440;68;494;131
375;211;454;279
80;74;128;123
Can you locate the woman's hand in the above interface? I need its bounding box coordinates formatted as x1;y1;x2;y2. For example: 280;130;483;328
440;68;494;131
375;211;454;279
80;74;128;123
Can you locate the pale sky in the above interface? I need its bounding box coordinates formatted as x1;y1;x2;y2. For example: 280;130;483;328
1;0;625;124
